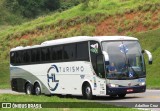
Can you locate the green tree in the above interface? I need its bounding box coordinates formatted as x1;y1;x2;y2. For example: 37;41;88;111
45;0;60;11
81;0;90;10
4;0;60;18
18;0;45;18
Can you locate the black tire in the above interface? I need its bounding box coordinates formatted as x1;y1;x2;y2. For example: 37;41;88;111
118;94;126;98
82;83;93;100
109;94;117;97
34;83;41;95
25;83;33;95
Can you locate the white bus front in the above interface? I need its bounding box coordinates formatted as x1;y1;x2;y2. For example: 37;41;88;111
90;40;152;98
103;40;153;97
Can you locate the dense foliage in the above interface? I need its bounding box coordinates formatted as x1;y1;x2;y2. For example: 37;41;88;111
4;0;60;18
0;0;81;25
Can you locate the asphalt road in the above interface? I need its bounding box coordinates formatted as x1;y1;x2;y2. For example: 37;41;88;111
92;90;160;111
0;89;160;110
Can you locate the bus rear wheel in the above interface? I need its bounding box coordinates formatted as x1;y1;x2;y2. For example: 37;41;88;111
83;83;93;100
25;83;33;95
118;94;126;98
34;83;41;95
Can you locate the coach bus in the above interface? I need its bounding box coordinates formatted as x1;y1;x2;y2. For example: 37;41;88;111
10;36;152;99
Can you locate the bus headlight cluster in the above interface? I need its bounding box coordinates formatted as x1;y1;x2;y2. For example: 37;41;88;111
108;84;119;88
139;82;145;86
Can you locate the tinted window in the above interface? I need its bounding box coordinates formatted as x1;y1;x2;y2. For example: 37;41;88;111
23;50;31;63
10;52;16;64
31;49;40;62
41;48;50;62
96;55;105;78
90;41;103;77
16;51;22;64
51;46;63;61
64;44;76;60
77;42;89;60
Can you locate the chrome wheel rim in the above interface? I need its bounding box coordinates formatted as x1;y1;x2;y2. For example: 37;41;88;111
35;87;40;95
26;86;31;94
86;87;91;95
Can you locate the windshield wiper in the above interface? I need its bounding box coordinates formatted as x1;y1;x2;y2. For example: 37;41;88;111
121;41;139;78
127;59;139;78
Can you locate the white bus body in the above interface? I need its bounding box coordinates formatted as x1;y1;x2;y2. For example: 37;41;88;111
10;36;152;99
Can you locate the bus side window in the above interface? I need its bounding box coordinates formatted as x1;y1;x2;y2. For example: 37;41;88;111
76;42;89;60
31;49;36;62
26;50;31;63
63;44;76;60
10;52;16;64
96;55;105;78
23;50;31;64
41;48;50;62
36;49;40;62
46;48;51;61
16;51;22;64
51;46;63;61
31;49;40;63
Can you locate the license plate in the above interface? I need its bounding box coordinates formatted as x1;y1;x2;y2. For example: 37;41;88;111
127;89;133;92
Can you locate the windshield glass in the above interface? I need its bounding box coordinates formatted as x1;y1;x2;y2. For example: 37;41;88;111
102;41;145;80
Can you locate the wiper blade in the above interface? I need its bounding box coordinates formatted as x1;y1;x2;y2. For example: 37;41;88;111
127;60;139;78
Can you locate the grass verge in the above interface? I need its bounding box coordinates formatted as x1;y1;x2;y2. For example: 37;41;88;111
0;94;140;111
135;28;160;89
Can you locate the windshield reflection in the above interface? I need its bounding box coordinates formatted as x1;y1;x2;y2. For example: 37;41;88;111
102;41;145;80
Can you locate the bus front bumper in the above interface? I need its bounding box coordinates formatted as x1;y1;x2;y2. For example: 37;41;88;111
106;85;146;95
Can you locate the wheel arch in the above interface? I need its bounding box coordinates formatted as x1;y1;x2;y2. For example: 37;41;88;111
81;80;93;94
24;80;32;91
33;80;42;92
34;80;41;87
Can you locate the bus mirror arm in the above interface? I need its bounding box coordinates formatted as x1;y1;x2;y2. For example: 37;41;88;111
144;50;152;65
102;51;109;65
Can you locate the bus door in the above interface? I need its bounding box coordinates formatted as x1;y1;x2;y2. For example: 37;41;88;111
90;41;106;95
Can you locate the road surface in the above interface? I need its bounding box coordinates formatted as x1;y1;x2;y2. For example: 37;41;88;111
93;90;160;111
0;89;160;110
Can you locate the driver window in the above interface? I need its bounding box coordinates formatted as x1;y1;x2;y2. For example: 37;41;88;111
90;41;105;78
96;55;105;78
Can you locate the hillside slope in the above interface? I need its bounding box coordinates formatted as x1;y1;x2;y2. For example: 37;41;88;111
135;29;160;88
0;0;160;88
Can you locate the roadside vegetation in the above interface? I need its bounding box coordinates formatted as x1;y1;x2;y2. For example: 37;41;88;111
135;29;160;89
0;94;141;111
0;0;160;89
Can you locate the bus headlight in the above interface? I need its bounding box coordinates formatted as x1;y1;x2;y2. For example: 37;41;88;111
108;84;119;87
139;82;145;86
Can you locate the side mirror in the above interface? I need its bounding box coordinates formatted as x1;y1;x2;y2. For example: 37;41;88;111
141;50;145;53
102;51;109;65
142;50;153;65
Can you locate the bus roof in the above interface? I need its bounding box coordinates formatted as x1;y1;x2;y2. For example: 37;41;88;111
11;36;138;51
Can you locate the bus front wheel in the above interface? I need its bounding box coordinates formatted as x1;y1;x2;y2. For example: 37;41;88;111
83;83;93;100
34;83;41;95
118;94;126;98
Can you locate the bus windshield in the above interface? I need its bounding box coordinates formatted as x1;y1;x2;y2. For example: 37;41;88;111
102;41;145;80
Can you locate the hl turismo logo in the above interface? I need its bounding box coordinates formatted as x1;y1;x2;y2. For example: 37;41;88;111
47;64;85;91
47;65;59;91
